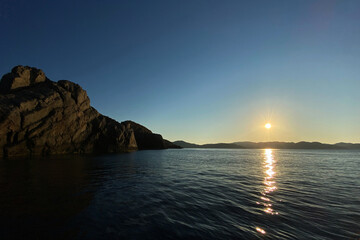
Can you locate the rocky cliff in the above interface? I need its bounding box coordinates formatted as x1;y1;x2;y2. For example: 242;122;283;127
0;66;179;158
122;121;181;150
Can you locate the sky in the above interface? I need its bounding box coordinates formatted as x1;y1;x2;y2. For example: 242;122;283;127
0;0;359;144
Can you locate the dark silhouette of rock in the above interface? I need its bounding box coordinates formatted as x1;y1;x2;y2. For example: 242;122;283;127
163;139;182;149
0;66;47;93
0;66;179;158
121;121;181;149
122;121;165;150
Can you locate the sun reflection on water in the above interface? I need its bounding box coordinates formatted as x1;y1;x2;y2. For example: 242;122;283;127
256;149;279;236
256;227;266;234
262;149;278;214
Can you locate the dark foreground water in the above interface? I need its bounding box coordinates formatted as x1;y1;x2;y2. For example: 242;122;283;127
0;149;359;239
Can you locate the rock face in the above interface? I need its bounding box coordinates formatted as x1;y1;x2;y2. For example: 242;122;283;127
0;66;179;158
0;66;47;93
122;121;181;150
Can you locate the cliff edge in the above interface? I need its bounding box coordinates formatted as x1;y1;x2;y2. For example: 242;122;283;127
0;66;179;158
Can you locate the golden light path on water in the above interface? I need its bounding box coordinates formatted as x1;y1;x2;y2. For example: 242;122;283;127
256;149;278;236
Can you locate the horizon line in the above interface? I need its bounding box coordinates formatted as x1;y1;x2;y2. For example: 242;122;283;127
172;140;360;145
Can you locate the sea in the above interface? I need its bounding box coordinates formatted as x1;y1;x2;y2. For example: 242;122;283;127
0;149;359;239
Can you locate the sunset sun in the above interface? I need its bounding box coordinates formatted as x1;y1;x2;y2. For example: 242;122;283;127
265;123;271;129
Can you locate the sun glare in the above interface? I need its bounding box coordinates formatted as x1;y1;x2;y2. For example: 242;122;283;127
265;123;271;129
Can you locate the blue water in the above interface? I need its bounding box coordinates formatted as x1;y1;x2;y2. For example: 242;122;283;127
0;149;359;239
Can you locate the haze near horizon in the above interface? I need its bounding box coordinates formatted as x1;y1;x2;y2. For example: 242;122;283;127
0;0;359;144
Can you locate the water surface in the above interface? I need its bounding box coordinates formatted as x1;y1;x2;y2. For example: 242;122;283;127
0;149;359;239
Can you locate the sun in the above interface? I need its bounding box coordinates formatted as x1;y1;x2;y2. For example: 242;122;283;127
265;123;271;129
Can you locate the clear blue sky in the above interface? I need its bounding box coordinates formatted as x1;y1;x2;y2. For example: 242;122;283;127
1;0;359;144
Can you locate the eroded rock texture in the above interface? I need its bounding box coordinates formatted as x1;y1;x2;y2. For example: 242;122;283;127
123;121;180;150
0;66;178;158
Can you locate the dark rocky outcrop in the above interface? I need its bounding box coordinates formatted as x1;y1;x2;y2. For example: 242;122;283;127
122;121;165;150
163;139;182;149
0;66;179;158
0;66;47;93
122;121;181;149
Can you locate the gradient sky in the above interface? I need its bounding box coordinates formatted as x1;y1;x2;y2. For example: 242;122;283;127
1;0;359;144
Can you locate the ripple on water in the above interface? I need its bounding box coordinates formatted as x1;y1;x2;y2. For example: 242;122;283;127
0;149;359;239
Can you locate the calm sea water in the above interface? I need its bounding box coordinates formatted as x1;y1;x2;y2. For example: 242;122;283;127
0;149;359;239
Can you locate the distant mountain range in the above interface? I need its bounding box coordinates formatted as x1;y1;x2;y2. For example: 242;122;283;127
173;141;360;150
